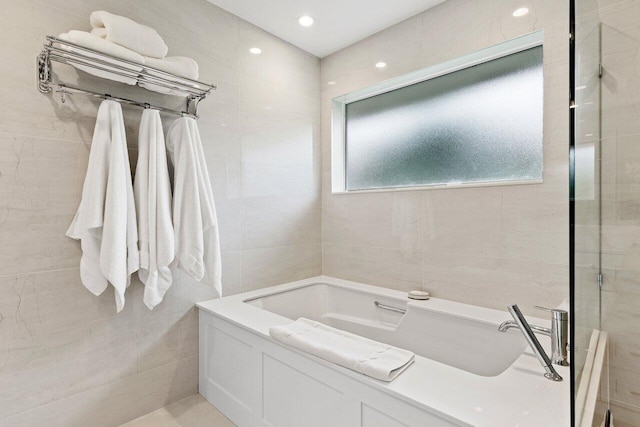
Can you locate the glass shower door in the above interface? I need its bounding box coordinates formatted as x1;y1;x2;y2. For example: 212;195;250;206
572;0;605;425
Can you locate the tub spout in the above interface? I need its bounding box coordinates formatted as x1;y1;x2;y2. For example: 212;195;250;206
498;320;518;332
499;320;554;337
499;304;563;382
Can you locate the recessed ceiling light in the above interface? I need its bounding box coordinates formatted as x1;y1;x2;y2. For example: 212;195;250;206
328;81;336;85
298;15;314;27
512;7;529;17
249;47;262;55
375;62;387;68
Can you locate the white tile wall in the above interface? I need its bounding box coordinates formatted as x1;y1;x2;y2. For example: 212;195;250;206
320;0;571;315
0;0;320;425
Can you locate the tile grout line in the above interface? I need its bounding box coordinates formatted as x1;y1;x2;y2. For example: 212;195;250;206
0;354;199;423
0;267;79;280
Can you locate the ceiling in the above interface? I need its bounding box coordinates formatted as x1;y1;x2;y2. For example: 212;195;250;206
207;0;446;58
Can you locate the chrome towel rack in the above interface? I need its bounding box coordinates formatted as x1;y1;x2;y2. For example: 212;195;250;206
37;35;216;118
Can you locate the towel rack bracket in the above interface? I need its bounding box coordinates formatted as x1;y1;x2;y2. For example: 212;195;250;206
37;51;52;94
186;95;204;117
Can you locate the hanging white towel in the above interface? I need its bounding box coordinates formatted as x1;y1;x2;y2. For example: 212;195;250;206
139;56;200;95
269;318;415;382
166;117;222;298
90;11;169;59
66;100;139;312
58;31;144;85
134;109;175;309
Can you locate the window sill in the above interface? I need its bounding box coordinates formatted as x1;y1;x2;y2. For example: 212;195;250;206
331;178;544;195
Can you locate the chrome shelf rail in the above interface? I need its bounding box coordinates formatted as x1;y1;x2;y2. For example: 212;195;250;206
37;35;216;118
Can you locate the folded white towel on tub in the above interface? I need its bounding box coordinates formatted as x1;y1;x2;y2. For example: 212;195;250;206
58;31;143;85
269;318;415;382
140;56;200;95
90;10;169;59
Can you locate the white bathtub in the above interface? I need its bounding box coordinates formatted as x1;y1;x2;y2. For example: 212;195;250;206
197;276;570;427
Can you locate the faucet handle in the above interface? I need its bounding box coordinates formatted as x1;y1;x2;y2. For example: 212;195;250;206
534;306;568;321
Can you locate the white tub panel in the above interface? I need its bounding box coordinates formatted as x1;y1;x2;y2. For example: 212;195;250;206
199;310;459;426
206;325;254;406
361;405;408;427
199;312;263;426
263;355;350;427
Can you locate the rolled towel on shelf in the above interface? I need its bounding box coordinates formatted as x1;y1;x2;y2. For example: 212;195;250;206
145;56;199;80
90;27;108;38
140;56;200;96
269;318;415;382
58;31;144;85
90;10;169;59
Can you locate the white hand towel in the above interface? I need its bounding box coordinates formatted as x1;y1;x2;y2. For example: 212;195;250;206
139;56;200;96
269;318;415;382
191;119;222;294
166;117;222;298
66;100;139;312
134;109;175;310
90;10;169;59
59;31;143;85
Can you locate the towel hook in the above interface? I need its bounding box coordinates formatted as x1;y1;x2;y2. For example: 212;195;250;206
56;86;69;104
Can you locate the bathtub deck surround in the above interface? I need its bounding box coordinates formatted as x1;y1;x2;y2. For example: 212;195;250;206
197;276;570;427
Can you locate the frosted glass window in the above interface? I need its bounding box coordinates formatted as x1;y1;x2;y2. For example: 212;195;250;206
340;45;543;191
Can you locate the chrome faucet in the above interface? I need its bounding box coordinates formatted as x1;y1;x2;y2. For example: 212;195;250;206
499;304;568;382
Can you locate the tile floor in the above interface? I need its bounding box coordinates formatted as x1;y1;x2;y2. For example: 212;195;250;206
121;394;235;427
